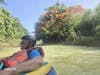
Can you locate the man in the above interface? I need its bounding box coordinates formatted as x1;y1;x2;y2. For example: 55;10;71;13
0;35;44;75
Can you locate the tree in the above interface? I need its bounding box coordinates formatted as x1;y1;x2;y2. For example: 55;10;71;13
77;9;94;36
0;0;4;3
0;0;6;5
95;25;100;36
77;3;100;36
35;3;85;42
0;7;28;45
92;3;100;37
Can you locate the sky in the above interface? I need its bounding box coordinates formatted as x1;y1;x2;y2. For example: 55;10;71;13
1;0;100;34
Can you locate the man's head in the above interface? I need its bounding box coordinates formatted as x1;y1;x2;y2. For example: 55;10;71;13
20;35;36;49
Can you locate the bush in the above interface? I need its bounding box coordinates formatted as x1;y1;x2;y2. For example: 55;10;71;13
95;25;100;36
63;36;100;46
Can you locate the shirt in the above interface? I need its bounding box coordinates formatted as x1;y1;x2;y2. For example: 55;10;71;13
29;50;41;59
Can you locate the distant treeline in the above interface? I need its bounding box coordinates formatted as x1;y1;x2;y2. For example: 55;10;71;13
35;3;100;46
0;7;28;46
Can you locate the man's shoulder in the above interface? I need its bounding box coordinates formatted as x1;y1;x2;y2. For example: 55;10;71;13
29;49;41;59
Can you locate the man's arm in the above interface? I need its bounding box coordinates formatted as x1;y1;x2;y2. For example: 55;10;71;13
6;56;43;75
0;57;8;62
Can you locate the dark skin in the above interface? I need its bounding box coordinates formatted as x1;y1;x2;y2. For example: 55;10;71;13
20;39;30;49
0;39;43;75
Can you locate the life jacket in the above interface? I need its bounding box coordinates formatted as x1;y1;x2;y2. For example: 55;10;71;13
1;47;44;68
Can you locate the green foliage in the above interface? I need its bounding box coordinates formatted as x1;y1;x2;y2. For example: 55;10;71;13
0;0;5;4
76;3;100;37
35;2;100;46
76;9;94;36
0;7;28;46
35;3;84;43
95;25;100;36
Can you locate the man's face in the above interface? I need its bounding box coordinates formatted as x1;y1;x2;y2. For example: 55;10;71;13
20;39;29;49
